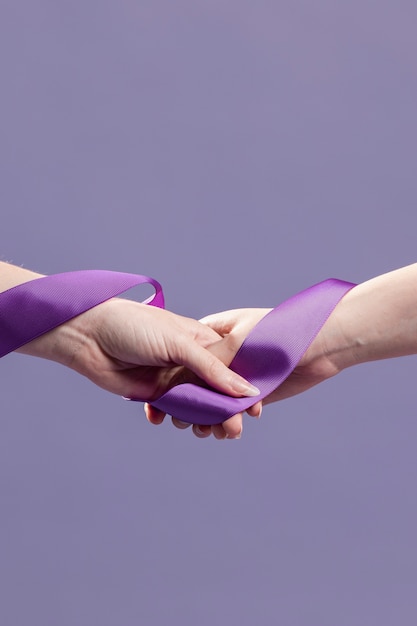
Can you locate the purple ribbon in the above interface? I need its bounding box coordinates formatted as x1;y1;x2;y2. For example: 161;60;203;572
0;271;355;425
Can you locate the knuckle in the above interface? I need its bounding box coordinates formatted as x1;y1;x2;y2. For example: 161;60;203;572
206;355;222;381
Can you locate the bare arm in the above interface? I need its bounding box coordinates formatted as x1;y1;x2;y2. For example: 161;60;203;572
0;261;43;290
147;263;417;438
0;262;259;440
324;263;417;370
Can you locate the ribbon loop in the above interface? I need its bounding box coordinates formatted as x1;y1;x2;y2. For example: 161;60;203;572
0;271;354;425
0;271;164;357
149;279;355;424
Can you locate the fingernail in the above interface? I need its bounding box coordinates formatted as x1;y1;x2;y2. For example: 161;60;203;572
195;426;205;436
227;430;242;440
234;380;260;397
257;405;262;419
176;420;190;429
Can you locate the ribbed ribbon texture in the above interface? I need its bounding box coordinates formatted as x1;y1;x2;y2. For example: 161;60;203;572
0;271;354;425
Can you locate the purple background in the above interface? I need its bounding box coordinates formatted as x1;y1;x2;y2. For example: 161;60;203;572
1;2;417;624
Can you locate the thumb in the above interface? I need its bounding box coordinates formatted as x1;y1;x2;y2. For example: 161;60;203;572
199;309;242;337
200;308;272;340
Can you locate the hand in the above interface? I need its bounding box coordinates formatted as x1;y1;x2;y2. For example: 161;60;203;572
14;262;417;440
195;262;417;436
18;298;260;421
202;307;343;403
146;309;269;440
169;305;343;438
146;305;338;439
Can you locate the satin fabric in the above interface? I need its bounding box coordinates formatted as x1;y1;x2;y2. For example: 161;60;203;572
0;271;354;425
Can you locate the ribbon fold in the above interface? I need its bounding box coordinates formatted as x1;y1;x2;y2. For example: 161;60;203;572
0;271;354;425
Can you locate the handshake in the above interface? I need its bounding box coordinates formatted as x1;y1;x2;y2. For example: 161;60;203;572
1;262;416;440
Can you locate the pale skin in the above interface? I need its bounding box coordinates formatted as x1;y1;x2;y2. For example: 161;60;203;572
0;261;260;440
2;262;417;440
146;263;417;438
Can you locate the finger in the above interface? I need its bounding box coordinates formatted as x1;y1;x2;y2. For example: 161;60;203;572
201;308;272;340
246;401;263;418
192;424;212;438
144;403;165;425
178;340;260;399
199;310;243;337
172;416;192;430
190;320;226;347
222;414;243;439
211;423;227;440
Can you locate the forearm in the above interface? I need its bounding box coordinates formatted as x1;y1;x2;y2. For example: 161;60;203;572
0;261;43;291
324;264;417;372
0;262;69;361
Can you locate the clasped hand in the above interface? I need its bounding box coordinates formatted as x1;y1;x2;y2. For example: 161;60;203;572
19;295;342;439
18;298;265;439
12;262;417;439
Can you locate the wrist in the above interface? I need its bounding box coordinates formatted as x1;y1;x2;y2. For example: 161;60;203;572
17;308;95;372
309;266;417;373
300;291;359;378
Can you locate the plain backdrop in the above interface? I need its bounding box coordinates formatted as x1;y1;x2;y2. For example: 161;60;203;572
1;2;417;625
